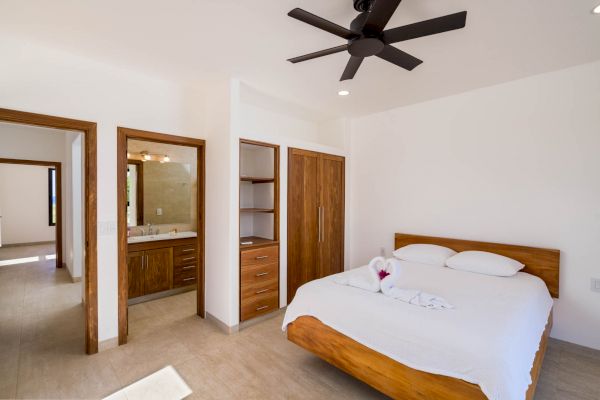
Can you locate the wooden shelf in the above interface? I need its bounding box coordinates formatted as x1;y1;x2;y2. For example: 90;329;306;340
240;236;279;249
240;208;274;213
240;176;275;184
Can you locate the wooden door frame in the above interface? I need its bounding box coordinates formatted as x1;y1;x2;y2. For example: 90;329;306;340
0;108;98;354
0;158;63;268
117;127;206;345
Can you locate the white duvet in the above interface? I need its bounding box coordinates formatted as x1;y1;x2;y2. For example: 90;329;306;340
282;261;553;400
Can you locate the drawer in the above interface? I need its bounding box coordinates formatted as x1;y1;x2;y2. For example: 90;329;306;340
174;263;197;276
174;244;197;256
240;245;278;267
240;290;278;321
174;253;197;267
240;262;278;286
241;279;278;301
173;272;197;288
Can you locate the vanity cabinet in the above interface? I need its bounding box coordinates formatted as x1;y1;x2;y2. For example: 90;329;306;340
127;237;197;301
127;248;173;298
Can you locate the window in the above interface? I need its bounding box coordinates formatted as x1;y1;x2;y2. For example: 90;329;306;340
48;168;57;226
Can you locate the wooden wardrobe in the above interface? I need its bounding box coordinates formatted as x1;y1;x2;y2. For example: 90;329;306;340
287;148;345;303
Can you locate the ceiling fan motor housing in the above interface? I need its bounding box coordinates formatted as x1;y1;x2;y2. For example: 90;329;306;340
349;11;385;57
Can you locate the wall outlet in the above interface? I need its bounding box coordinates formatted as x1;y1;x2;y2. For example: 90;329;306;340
156;208;163;216
591;278;600;293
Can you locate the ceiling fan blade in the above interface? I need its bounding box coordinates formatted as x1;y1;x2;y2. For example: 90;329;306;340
382;11;467;44
340;56;364;81
288;44;349;63
363;0;402;34
288;8;358;40
376;45;422;71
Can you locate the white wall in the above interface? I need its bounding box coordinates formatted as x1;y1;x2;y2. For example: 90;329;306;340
0;36;207;342
0;164;55;245
0;123;66;250
349;60;600;350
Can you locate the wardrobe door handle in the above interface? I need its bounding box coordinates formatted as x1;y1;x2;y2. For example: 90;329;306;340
321;207;325;243
318;206;322;243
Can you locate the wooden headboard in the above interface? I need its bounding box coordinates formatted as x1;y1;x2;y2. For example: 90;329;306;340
394;233;560;298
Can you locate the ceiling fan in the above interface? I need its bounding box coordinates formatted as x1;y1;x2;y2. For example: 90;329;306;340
287;0;467;81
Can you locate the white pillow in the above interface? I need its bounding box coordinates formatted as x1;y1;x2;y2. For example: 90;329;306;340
446;251;524;277
392;244;457;267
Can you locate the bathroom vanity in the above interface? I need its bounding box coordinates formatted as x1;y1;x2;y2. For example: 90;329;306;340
127;233;198;303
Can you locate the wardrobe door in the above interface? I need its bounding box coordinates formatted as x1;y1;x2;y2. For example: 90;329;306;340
287;149;319;303
318;154;345;278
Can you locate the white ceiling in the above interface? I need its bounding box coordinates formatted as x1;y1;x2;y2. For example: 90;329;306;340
2;0;600;119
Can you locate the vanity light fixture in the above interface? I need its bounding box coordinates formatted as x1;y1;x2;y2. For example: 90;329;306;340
162;155;170;163
142;152;152;161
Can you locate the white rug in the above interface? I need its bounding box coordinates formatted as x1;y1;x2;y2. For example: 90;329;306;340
104;365;192;400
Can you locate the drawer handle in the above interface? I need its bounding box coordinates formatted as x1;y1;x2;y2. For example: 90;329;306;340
255;255;269;260
256;305;269;311
183;257;195;261
255;289;270;294
255;272;269;277
183;277;196;282
182;248;195;253
182;265;196;270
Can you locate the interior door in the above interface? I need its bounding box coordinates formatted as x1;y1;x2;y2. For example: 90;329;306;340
144;247;173;295
287;148;320;303
127;251;144;298
318;154;345;278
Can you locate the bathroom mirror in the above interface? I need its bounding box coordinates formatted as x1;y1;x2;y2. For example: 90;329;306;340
126;139;197;233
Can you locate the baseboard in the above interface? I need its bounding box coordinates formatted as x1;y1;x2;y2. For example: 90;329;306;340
205;312;239;334
0;240;55;248
205;307;286;334
239;307;286;330
64;264;82;283
98;337;119;352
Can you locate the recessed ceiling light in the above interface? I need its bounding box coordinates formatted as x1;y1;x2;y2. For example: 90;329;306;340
338;90;350;96
593;4;600;14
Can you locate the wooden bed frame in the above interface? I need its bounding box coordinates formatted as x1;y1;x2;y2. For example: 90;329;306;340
287;233;560;400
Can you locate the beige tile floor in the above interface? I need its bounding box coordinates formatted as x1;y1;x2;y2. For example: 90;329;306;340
1;244;600;399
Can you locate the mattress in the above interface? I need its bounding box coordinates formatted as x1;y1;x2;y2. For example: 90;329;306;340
282;260;553;400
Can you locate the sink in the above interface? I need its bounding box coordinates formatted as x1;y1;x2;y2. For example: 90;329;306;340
128;231;197;244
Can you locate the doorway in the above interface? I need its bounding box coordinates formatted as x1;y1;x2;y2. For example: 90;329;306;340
0;158;62;269
0;108;98;354
117;127;205;345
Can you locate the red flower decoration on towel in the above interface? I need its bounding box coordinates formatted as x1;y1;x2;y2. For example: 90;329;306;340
378;269;390;280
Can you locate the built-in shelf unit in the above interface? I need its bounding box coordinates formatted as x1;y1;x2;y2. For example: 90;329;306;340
239;139;280;322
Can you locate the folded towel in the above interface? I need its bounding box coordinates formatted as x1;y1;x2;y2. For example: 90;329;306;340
380;258;403;294
381;259;453;310
334;256;384;293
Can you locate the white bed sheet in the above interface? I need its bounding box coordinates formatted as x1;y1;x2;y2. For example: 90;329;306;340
282;261;553;400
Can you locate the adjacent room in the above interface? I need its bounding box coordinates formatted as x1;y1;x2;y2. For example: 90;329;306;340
0;0;599;399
